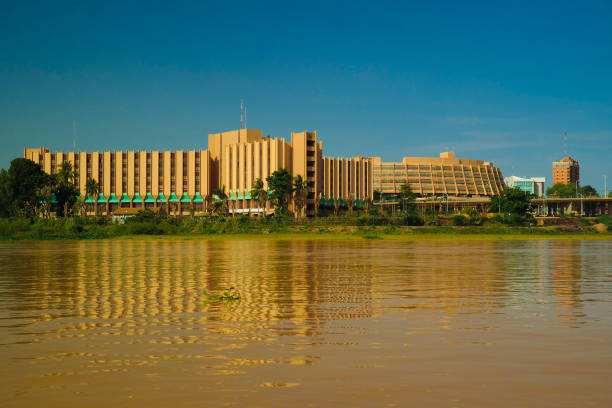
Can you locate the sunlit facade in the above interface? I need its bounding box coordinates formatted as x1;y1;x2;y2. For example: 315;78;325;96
24;128;372;216
371;152;505;197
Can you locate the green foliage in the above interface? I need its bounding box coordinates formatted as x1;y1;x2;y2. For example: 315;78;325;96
489;187;533;215
546;183;598;198
1;158;52;217
595;215;612;228
452;215;468;226
203;287;241;301
401;213;424;226
266;169;293;215
399;183;417;214
0;169;14;217
293;174;313;220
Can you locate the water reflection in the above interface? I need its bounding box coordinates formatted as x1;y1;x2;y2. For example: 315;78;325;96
0;239;610;407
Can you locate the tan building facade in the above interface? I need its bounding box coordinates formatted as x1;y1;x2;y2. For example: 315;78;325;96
372;152;505;197
552;156;579;186
24;128;372;216
24;132;505;216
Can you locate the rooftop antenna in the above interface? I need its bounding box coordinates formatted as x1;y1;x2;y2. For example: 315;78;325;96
244;105;247;129
240;99;244;129
73;121;77;152
563;129;567;157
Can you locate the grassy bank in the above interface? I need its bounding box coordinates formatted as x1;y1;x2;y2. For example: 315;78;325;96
1;215;610;240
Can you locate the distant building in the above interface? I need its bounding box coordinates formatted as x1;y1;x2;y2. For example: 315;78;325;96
371;152;505;198
552;156;579;186
504;176;546;197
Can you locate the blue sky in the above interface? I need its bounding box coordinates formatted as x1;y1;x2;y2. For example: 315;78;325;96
1;1;611;191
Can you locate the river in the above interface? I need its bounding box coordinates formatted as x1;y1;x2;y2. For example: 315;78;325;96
1;238;611;407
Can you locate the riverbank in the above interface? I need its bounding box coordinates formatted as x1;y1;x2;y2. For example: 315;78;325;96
1;217;610;240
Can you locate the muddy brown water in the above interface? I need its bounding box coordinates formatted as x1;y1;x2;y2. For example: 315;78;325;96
1;239;611;407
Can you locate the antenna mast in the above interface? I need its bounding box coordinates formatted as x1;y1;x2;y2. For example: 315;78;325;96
240;100;244;129
73;121;77;152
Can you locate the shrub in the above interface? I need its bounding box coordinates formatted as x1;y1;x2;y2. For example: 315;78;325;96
452;215;468;226
504;214;526;226
595;215;612;228
401;213;424;226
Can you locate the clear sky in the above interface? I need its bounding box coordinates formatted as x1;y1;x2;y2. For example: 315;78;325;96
2;1;611;191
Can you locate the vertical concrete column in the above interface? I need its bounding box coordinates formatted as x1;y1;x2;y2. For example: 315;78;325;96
239;143;245;195
231;145;238;194
262;140;269;188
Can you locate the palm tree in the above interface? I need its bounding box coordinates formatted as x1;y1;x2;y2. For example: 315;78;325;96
292;174;313;221
250;178;267;217
211;186;229;216
58;161;74;185
86;178;100;216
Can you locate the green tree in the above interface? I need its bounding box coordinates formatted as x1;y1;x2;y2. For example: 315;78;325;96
546;183;577;197
292;174;313;221
547;182;599;198
266;169;293;215
399;183;417;214
579;185;598;197
53;162;78;217
4;158;52;217
0;169;14;217
210;186;228;216
489;187;533;216
250;178;268;216
86;178;100;216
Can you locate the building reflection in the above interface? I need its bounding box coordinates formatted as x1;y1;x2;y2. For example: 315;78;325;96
9;239;376;342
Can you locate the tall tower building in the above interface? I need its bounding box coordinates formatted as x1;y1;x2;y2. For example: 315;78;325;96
552;156;579;186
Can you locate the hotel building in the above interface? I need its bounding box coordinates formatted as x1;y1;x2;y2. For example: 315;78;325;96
552;156;579;186
371;152;505;197
24;130;505;216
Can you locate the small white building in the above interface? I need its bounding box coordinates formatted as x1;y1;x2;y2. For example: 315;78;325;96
504;176;546;197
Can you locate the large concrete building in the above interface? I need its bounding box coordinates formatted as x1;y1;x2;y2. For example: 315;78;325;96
24;129;372;216
371;152;505;197
552;156;579;186
24;130;505;216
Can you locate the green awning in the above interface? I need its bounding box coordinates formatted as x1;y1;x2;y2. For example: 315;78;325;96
85;195;95;204
120;193;131;203
108;193;119;203
193;192;204;203
229;191;236;201
168;192;179;202
237;191;244;200
144;193;155;203
132;193;143;203
326;198;334;206
76;195;81;201
213;194;220;202
50;193;58;204
319;195;325;206
362;199;368;206
354;199;360;207
97;195;107;203
156;193;167;203
180;193;191;203
244;189;251;199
